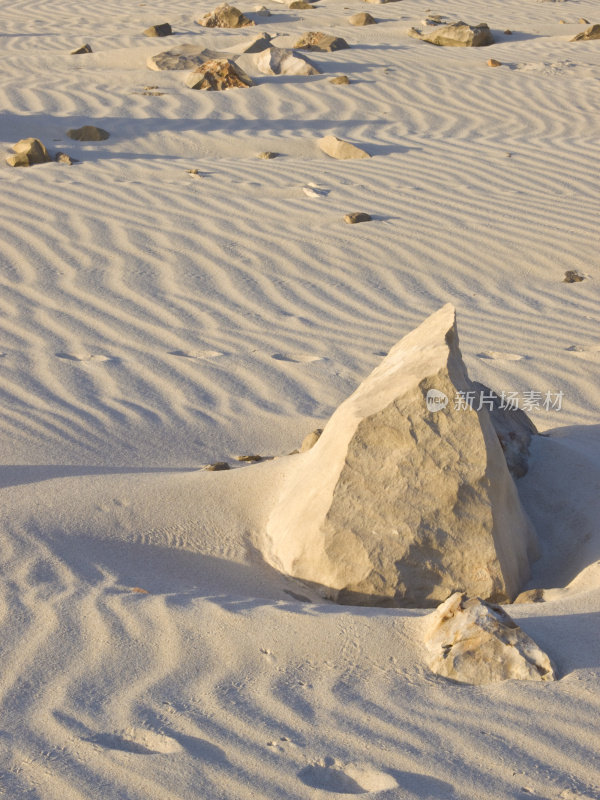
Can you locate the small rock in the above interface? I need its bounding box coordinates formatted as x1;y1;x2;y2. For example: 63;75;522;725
6;138;52;166
289;1;314;9
185;59;253;90
254;5;271;14
422;14;445;26
349;12;376;25
70;43;92;54
294;32;350;51
143;23;173;36
571;23;600;41
67;126;110;141
578;19;590;25
55;151;76;164
559;20;565;25
504;29;512;35
299;428;322;452
563;270;585;283
329;74;350;84
253;47;321;76
318;134;371;160
197;3;254;27
424;593;556;684
258;151;280;159
235;454;263;462
205;462;231;471
409;21;494;47
344;212;372;224
487;58;502;67
186;168;201;174
513;588;546;604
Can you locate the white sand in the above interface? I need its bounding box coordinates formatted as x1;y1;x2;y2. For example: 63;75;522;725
1;0;599;796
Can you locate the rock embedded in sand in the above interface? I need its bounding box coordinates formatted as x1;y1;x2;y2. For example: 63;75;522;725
258;151;280;159
253;47;321;75
289;1;314;8
55;151;76;164
299;428;322;452
67;125;110;141
563;270;585;283
424;593;556;683
185;59;253;90
330;74;350;84
571;24;600;41
344;212;372;224
487;58;502;67
254;5;271;15
143;23;172;37
70;43;92;54
197;3;254;27
349;12;376;25
264;304;538;607
205;461;231;471
318;135;371;159
293;32;350;51
6;138;52;167
409;21;495;47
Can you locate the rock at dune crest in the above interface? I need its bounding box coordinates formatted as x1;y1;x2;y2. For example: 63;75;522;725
264;305;538;607
197;3;254;28
424;592;556;683
409;21;495;47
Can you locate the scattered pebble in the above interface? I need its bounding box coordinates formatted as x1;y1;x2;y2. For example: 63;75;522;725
254;5;271;15
258;151;280;159
579;18;590;25
487;58;502;67
349;11;376;25
70;43;92;54
55;151;76;164
143;23;173;36
563;270;585;283
235;454;263;462
205;462;231;471
329;75;350;84
344;212;372;224
504;29;512;35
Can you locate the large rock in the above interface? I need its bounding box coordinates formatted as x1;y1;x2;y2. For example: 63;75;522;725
184;59;253;90
424;593;556;683
264;305;538;607
67;126;110;141
6;138;52;167
197;3;254;27
408;21;494;47
148;35;272;70
293;31;350;51
253;47;321;76
571;24;600;41
318;135;371;159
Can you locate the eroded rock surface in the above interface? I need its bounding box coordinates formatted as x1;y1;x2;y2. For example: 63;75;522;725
409;21;494;47
293;32;350;51
424;593;556;683
197;3;254;28
6;138;52;167
253;47;320;75
571;24;600;41
264;304;538;607
184;59;253;90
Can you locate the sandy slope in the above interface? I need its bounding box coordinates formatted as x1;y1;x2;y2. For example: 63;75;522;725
1;0;599;796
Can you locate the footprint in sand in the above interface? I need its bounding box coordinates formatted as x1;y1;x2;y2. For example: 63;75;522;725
168;349;224;359
298;758;398;794
87;728;182;755
55;352;118;363
271;353;324;363
476;351;524;361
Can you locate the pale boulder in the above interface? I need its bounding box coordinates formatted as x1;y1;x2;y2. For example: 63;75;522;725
264;305;537;607
7;138;52;166
318;135;371;159
424;593;556;683
253;47;321;76
197;3;254;27
408;21;495;47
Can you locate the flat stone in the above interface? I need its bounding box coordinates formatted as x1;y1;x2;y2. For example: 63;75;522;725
571;23;600;41
563;270;585;283
67;126;110;141
258;151;280;159
299;428;322;452
329;74;350;84
289;1;314;8
424;593;556;683
143;23;173;36
235;454;263;461
205;461;231;471
344;212;372;224
197;3;255;27
70;43;92;54
264;305;538;607
409;21;495;47
10;137;52;165
349;12;376;25
318;135;371;159
293;31;350;51
148;45;226;70
184;59;253;90
253;47;321;75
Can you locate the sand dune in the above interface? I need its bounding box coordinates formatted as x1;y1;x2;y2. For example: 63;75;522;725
1;0;599;795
